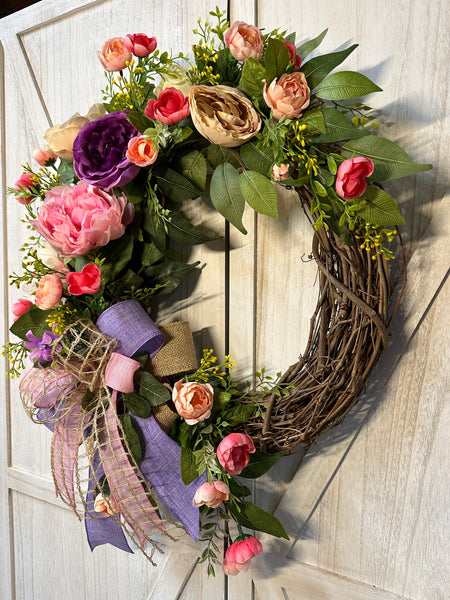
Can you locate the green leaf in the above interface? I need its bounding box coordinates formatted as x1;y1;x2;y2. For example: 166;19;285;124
317;71;382;100
166;212;216;245
210;164;247;234
103;234;134;278
123;393;152;418
240;142;274;177
240;171;278;218
221;403;254;427
296;28;328;61
228;478;252;498
240;57;266;100
126;110;154;133
312;180;328;197
145;259;200;294
72;255;89;272
154;168;202;203
358;186;406;225
212;389;232;416
302;44;358;89
141;242;163;266
138;371;170;406
239;450;285;479
142;210;167;252
207;145;240;169
300;106;326;136
10;305;54;340
342;135;433;181
179;150;207;191
264;38;290;84
121;414;142;466
181;445;204;485
231;501;289;539
285;32;296;44
312;107;370;143
57;159;77;184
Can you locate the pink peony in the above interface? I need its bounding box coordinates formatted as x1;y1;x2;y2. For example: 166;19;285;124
335;157;375;200
33;148;58;166
15;172;38;204
35;274;63;310
222;536;263;576
31;183;130;257
224;21;263;62
98;37;132;72
193;481;229;509
216;433;255;475
66;263;101;296
145;87;190;125
124;33;157;57
263;72;310;120
172;380;214;425
12;298;33;321
284;40;302;71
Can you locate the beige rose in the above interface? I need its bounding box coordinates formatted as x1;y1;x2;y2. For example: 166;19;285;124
263;72;310;120
172;380;214;425
189;85;261;148
155;66;192;97
44;104;106;160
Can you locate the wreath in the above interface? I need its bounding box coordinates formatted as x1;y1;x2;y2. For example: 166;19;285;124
4;10;431;577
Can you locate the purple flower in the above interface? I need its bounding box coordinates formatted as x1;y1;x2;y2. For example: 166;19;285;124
73;111;140;190
24;330;62;366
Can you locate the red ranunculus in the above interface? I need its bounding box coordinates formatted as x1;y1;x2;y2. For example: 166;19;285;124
284;40;302;71
145;87;190;125
66;263;101;296
222;536;263;575
124;33;157;57
335;157;375;200
216;433;255;475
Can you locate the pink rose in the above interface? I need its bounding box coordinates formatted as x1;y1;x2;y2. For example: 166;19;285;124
172;380;214;425
224;21;263;62
124;33;157;57
335;157;375;200
145;87;190;125
216;433;255;475
284;40;302;71
33;148;58;166
31;183;130;257
126;136;158;167
35;274;63;310
94;493;120;516
15;172;38;204
66;264;101;296
98;37;132;72
193;481;229;509
222;536;263;576
272;163;290;181
12;298;33;321
263;72;310;120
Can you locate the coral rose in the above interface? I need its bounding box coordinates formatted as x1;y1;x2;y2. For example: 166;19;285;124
66;264;101;296
284;40;302;71
224;21;263;62
193;480;229;509
263;72;310;120
189;85;261;148
126;136;158;167
272;163;290;181
33;148;58;166
216;433;255;475
335;157;375;200
98;37;132;71
222;536;263;576
172;380;214;425
145;87;190;125
31;183;130;257
94;493;120;516
124;33;157;57
35;274;63;310
12;298;33;321
14;172;38;204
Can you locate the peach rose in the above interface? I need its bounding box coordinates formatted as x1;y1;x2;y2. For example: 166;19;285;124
193;481;229;509
172;380;214;425
263;72;310;120
33;148;58;166
224;21;263;62
35;274;63;310
98;37;132;72
94;493;120;516
126;136;158;167
272;163;290;181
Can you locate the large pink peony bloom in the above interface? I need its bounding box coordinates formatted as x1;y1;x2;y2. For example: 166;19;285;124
222;536;263;575
216;433;255;475
31;183;131;257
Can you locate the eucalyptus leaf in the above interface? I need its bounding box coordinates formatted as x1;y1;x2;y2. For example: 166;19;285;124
138;371;170;406
166;212;216;245
358;186;406;225
240;171;278;218
312;107;370;143
57;159;77;184
264;38;290;83
179;150;207;191
302;44;358;89
296;28;328;61
154;168;202;203
239;450;285;479
210;163;247;234
317;71;382;100
240;142;274;176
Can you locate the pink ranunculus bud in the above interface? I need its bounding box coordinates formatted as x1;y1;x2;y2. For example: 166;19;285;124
263;71;310;120
123;33;157;57
284;40;302;71
216;433;255;475
145;87;190;125
222;536;263;576
272;163;290;181
33;148;58;166
66;264;101;296
35;274;63;310
12;298;33;321
193;480;229;509
97;37;132;72
172;380;214;425
14;172;38;204
224;21;264;62
126;136;158;167
335;157;375;200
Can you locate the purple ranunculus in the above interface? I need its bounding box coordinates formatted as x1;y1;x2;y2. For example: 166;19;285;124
73;111;140;190
24;330;62;366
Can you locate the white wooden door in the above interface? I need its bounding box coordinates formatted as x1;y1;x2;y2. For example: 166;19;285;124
1;1;448;599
